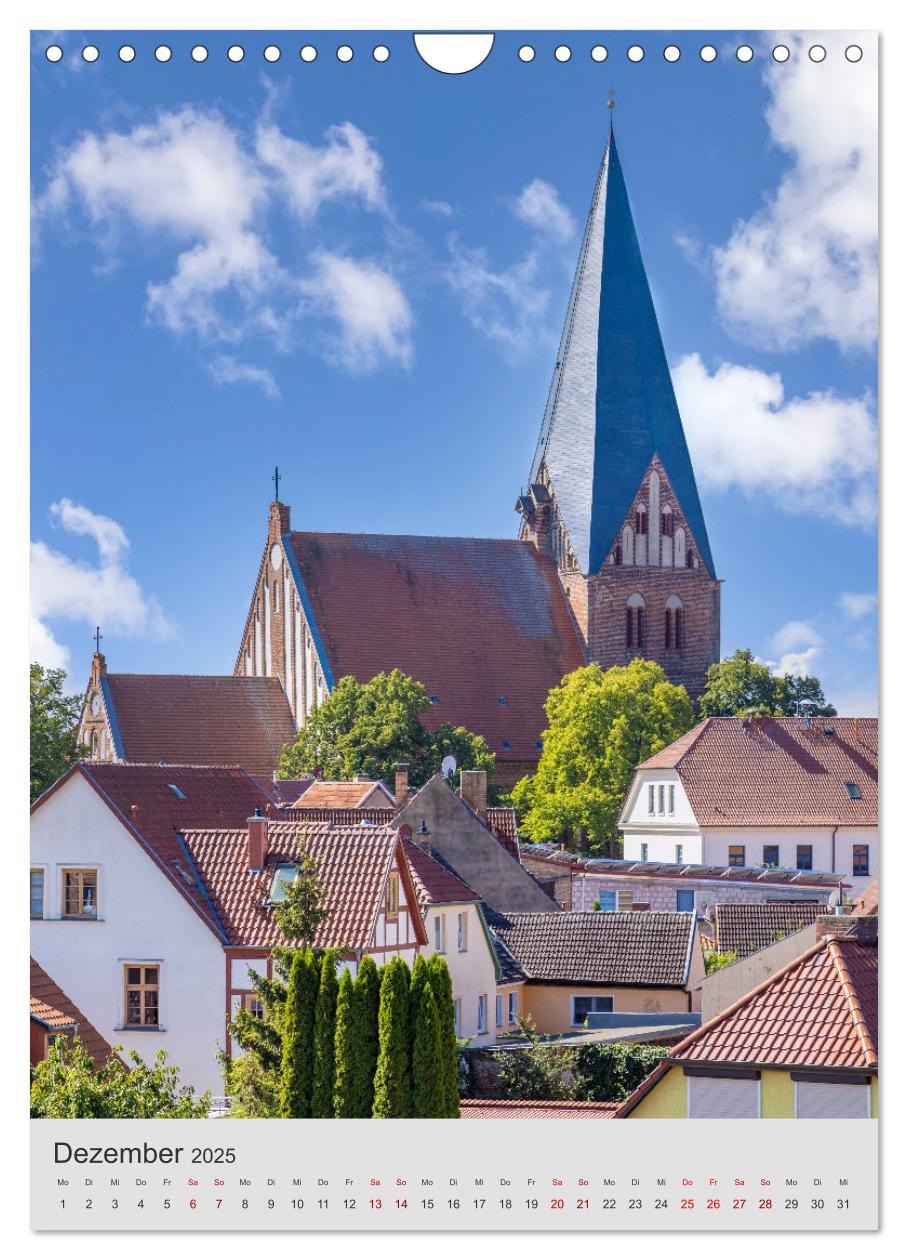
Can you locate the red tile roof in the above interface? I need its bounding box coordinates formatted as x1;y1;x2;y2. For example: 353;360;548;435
288;532;585;763
491;911;696;986
402;839;480;909
713;902;828;957
105;674;296;775
35;763;273;940
297;780;394;808
283;806;396;827
250;777;315;806
181;822;427;949
459;1099;617;1118
853;880;879;916
30;957;116;1068
487;806;520;860
638;716;877;826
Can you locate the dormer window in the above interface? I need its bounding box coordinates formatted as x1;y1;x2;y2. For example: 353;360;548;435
269;863;298;903
62;869;97;919
845;782;863;800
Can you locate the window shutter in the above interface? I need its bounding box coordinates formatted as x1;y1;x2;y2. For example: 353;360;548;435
795;1082;869;1119
687;1075;760;1119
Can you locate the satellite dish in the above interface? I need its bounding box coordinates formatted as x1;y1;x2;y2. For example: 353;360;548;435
441;755;457;780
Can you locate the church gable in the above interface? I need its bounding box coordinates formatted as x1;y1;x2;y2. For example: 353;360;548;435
603;455;706;574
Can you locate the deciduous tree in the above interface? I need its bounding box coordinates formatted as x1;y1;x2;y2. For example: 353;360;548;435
699;648;836;718
30;663;85;802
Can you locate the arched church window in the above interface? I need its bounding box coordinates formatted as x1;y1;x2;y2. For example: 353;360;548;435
686;548;695;569
665;595;683;650
613;545;622;566
626;594;646;650
661;508;674;537
674;527;686;567
635;505;647;535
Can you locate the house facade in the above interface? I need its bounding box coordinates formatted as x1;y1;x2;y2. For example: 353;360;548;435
619;716;878;895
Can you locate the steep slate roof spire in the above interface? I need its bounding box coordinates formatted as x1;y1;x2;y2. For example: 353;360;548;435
529;128;715;578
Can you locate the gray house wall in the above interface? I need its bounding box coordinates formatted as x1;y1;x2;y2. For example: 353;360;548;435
399;776;558;915
696;924;816;1022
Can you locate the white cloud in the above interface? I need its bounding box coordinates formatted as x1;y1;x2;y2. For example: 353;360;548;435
772;620;823;654
419;198;454;218
840;591;877;620
209;355;280;399
300;252;413;371
672;352;876;527
514;179;575;243
35;108;409;377
31;499;175;670
765;621;824;680
445;237;551;352
712;33;877;353
775;647;822;679
256;121;387;218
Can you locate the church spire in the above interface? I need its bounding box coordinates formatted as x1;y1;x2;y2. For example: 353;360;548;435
527;127;715;579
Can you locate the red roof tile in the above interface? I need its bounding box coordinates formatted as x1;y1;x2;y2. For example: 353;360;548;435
487;806;521;860
639;716;877;826
30;958;116;1068
297;780;394;808
288;532;585;762
105;674;296;775
182;822;426;949
459;1099;617;1118
402;838;480;909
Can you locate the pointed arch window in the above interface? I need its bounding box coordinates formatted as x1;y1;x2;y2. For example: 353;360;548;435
686;548;695;570
661;508;675;537
614;544;622;566
665;595;683;650
626;594;646;650
634;506;648;535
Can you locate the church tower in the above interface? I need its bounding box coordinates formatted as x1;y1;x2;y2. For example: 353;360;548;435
517;126;720;697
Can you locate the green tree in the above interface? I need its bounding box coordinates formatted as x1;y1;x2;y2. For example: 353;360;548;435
496;1017;574;1102
699;648;836;719
571;1043;667;1102
272;852;332;946
350;954;381;1117
372;957;412;1117
278;949;319;1117
703;948;738;975
412;986;445;1117
408;954;432;1048
332;970;357;1118
31;1038;208;1118
513;660;694;853
427;954;460;1116
311;950;339;1117
30;663;85;802
278;668;495;791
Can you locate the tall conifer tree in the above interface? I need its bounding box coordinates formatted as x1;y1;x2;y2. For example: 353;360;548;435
311;950;339;1117
372;957;412;1117
412;985;445;1117
333;970;356;1118
352;954;381;1117
428;954;460;1117
278;949;318;1118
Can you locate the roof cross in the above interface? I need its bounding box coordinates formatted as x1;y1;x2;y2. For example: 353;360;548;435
608;88;616;129
273;465;281;501
94;626;103;653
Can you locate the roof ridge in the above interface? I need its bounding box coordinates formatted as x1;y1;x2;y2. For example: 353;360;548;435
290;529;537;547
827;938;878;1067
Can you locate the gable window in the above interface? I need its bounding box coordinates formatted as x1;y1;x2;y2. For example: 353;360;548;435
478;994;488;1033
676;889;695;912
686;548;695;569
385;872;400;918
508;991;518;1023
614;544;623;566
30;868;44;919
845;782;863;801
675;843;683;864
242;993;265;1019
647;784;656;815
853;844;869;877
434;914;446;953
571;995;614;1027
626;595;646;650
796;845;813;871
124;965;160;1028
62;868;97;919
668;785;676;815
635;508;647;535
728;845;745;868
457;911;468;952
495;994;503;1027
763;845;780;868
661;510;675;537
640;843;649;862
657;784;665;815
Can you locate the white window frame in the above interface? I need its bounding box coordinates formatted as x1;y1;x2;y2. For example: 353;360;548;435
640;843;649;863
434;913;446;954
495;994;503;1027
647;784;655;815
508;991;518;1024
30;866;46;919
675;843;683;864
657;784;665;815
457;911;468;952
668;784;675;815
121;960;163;1031
478;994;488;1033
570;994;614;1027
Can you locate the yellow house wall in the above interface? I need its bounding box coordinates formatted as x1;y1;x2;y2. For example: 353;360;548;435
522;985;690;1035
871;1076;878;1118
625;1066;686;1118
494;983;524;1033
761;1070;794;1117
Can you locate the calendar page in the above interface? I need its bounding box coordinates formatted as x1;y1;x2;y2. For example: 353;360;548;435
28;23;879;1235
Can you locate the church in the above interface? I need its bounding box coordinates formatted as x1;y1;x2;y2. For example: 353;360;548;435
79;127;720;787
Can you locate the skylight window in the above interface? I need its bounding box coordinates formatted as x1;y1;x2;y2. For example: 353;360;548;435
844;782;863;801
269;863;298;902
167;784;185;800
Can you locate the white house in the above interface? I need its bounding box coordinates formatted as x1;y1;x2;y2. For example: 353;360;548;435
619;716;878;896
30;763;428;1095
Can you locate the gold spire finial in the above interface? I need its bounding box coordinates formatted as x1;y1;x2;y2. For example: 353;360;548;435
607;88;616;133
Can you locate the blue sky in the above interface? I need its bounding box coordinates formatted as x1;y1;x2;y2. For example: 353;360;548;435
30;30;878;713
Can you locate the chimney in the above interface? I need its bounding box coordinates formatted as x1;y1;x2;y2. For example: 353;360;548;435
460;769;488;821
413;821;432;855
248;807;269;871
394;762;409;810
